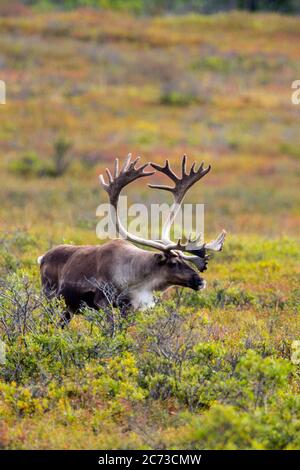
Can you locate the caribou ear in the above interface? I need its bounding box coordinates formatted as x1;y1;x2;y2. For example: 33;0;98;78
154;253;168;265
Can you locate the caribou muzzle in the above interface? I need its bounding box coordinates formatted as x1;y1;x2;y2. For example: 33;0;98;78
188;274;206;291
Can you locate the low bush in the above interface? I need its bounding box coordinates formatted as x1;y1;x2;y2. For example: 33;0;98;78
0;233;299;449
9;137;72;178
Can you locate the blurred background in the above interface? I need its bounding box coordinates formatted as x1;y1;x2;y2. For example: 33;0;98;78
0;0;299;247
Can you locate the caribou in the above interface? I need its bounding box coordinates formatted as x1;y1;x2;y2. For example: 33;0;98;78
39;154;226;325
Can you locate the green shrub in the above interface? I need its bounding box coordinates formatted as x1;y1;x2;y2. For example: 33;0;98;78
9;137;72;178
9;151;43;177
166;395;300;450
160;77;202;107
0;260;299;449
46;136;72;177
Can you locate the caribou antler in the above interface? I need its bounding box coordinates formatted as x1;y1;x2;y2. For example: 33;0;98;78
164;230;226;253
149;155;225;254
99;154;226;271
149;155;211;244
165;230;226;271
150;155;211;197
99;154;166;251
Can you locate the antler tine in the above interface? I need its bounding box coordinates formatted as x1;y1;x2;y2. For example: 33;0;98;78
181;154;187;176
99;154;164;252
105;168;113;183
128;155;141;170
164;230;225;257
150;159;179;182
114;157;119;178
150;155;211;198
100;154;155;188
205;229;226;252
190;161;196;174
99;173;108;189
148;183;175;192
121;153;132;172
137;161;154;175
148;159;179;193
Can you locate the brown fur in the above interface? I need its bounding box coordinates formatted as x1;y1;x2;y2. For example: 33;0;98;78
39;239;204;325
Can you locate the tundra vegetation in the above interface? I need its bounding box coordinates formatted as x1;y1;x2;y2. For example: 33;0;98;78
0;5;300;449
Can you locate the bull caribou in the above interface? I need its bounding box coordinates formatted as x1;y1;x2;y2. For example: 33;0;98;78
39;154;226;325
